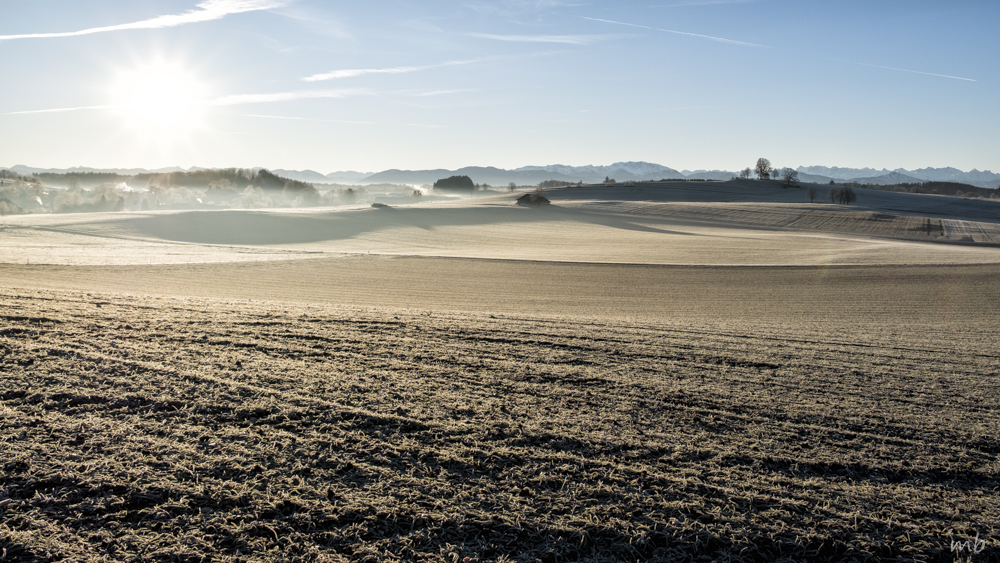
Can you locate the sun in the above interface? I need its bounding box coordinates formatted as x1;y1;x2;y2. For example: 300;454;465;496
111;62;208;131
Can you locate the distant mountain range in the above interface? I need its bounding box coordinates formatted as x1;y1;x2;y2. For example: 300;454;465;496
5;162;999;189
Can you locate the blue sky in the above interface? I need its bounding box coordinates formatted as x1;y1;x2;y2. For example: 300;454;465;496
0;0;996;173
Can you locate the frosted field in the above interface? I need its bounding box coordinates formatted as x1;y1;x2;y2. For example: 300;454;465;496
1;181;999;268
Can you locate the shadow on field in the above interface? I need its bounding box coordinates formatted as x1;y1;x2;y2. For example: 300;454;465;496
123;205;694;246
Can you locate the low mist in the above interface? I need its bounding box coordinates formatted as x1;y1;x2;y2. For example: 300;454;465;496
0;168;451;215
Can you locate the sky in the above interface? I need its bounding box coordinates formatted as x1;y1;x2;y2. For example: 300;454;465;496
0;0;997;173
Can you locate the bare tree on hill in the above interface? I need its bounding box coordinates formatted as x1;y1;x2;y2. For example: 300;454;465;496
806;186;817;202
781;168;799;189
843;186;857;204
827;186;857;205
755;158;772;180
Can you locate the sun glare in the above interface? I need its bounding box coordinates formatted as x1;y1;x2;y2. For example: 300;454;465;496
111;62;207;131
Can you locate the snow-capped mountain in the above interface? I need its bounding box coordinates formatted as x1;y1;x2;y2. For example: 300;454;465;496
904;167;1000;187
682;170;738;181
796;166;892;180
848;172;925;185
515;162;686;182
798;165;1000;188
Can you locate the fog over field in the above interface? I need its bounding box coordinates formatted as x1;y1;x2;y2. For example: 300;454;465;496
2;181;1000;267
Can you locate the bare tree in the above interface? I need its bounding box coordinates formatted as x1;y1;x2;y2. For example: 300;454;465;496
738;168;752;179
806;186;817;202
508;182;516;192
827;186;858;205
781;168;799;189
755;158;772;180
842;186;857;204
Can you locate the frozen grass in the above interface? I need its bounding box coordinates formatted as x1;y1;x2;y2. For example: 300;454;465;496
2;181;999;267
1;289;998;562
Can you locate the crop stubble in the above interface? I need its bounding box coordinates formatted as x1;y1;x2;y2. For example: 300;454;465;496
1;280;998;562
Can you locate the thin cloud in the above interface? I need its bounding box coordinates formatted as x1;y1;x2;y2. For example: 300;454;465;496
206;88;369;106
831;59;976;82
467;32;609;45
6;86;471;118
0;0;289;41
304;59;479;82
582;16;767;47
6;105;112;115
5;89;367;115
227;114;374;124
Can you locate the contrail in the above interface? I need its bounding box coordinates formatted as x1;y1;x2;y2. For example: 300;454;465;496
581;16;767;48
831;59;976;82
0;0;289;41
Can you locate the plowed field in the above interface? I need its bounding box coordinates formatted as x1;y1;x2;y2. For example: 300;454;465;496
1;284;998;562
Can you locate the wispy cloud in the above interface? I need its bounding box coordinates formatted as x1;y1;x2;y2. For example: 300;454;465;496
467;32;609;45
6;86;477;117
582;16;767;47
206;88;369;106
4;89;368;115
831;59;976;82
0;0;289;41
227;114;374;124
304;59;479;82
6;105;112;115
